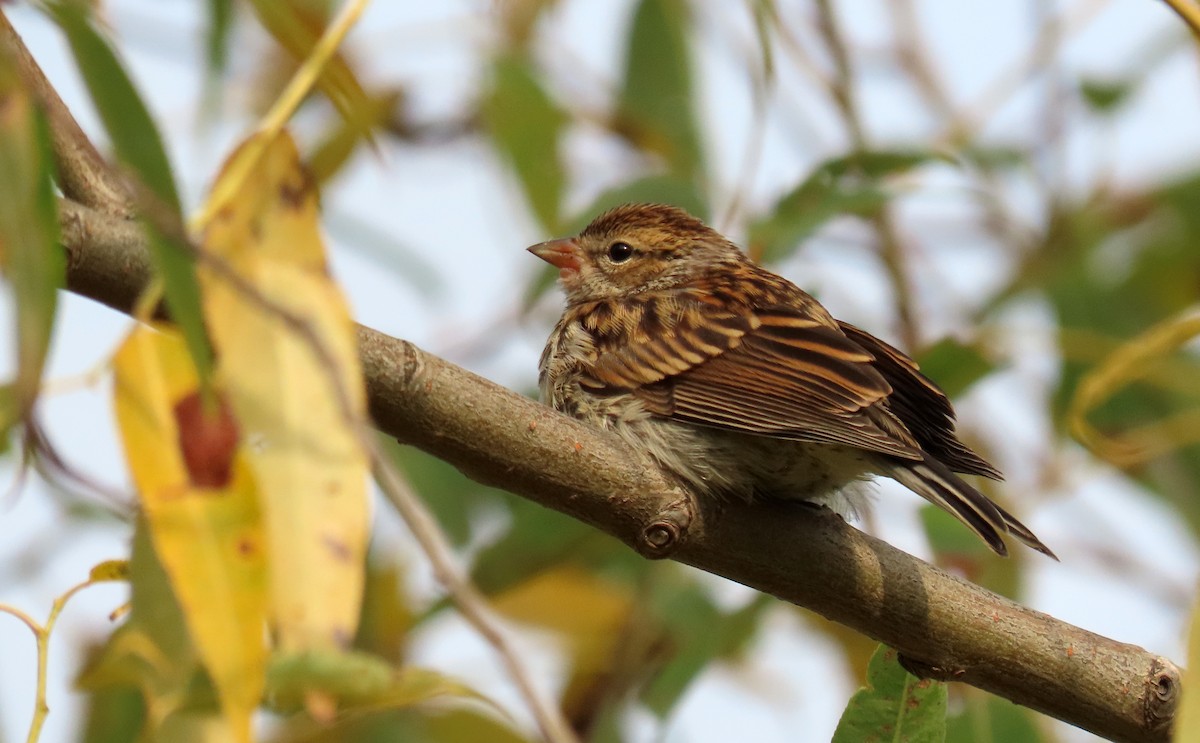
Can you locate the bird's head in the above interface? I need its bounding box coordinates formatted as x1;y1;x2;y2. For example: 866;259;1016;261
528;203;745;304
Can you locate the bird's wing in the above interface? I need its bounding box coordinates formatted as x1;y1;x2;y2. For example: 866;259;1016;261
580;291;926;461
837;321;1003;480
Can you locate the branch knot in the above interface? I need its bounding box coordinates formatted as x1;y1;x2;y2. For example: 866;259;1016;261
1145;657;1181;731
636;496;694;559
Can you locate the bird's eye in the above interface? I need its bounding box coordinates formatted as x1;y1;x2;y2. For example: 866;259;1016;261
607;242;634;263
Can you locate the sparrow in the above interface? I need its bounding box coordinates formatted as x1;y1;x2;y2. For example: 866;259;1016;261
529;203;1053;558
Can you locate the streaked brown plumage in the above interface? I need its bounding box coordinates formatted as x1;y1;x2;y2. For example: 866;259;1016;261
530;203;1054;558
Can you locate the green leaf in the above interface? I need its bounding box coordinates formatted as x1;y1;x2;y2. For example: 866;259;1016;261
0;386;17;447
921;504;991;561
750;0;776;82
749;150;942;263
79;519;209;736
78;679;145;743
957;145;1028;173
914;338;995;400
0;51;63;416
572;174;709;228
267;651;490;714
44;3;180;210
418;710;531;743
354;557;415;662
638;583;719;716
310;89;401;185
844;150;950;178
482;53;565;231
45;1;213;385
1022;187;1200;528
205;0;235;78
616;0;703;180
383;439;499;546
489;564;640;724
945;692;1043;743
298;708;532;743
640;576;772;716
1079;79;1133;115
832;644;947;743
471;496;630;595
200;0;234;117
265;650;388;709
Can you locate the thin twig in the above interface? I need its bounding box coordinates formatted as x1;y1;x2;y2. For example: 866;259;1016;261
885;0;1036;323
812;0;864;144
26;419;134;514
937;0;1110;147
711;3;773;232
191;0;371;230
368;445;580;743
0;576;111;743
888;0;954;119
813;0;920;350
1158;0;1200;40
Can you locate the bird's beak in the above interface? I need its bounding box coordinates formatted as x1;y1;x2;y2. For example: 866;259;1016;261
527;239;581;273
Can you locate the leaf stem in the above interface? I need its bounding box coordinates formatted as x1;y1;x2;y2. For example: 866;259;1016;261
1161;0;1200;39
191;0;371;231
0;577;109;743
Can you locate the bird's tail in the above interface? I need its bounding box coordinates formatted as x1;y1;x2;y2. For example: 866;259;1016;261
888;456;1057;559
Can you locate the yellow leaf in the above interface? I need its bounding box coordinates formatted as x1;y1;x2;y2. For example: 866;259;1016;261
493;567;637;719
113;326;267;743
492;566;632;676
1178;596;1200;743
246;0;374;125
200;131;369;656
1069;310;1200;467
88;559;130;583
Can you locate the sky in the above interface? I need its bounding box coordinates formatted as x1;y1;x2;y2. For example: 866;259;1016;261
1;2;1199;742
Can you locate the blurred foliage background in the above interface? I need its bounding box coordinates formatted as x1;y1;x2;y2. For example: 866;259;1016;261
2;1;1200;742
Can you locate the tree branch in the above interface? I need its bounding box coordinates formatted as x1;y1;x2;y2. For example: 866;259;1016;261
57;198;1180;743
16;8;1183;739
0;11;132;216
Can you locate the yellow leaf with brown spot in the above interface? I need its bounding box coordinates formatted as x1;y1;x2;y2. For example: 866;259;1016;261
200;131;369;657
112;326;267;743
